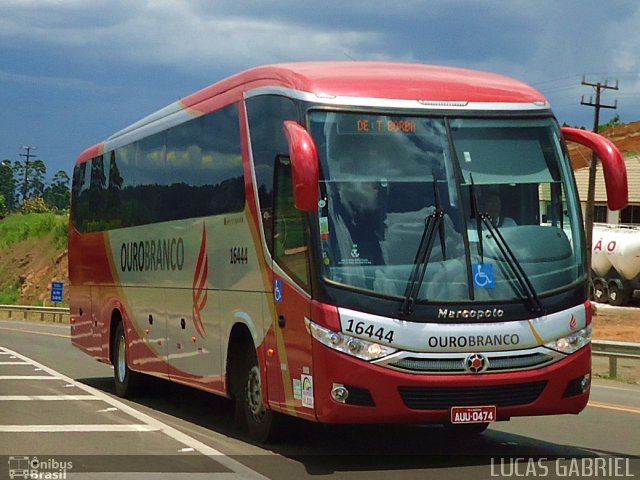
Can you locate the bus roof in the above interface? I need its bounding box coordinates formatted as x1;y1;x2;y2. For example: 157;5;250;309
76;62;548;165
190;61;546;105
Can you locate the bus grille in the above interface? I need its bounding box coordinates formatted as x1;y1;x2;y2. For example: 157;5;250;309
388;352;555;374
398;381;547;410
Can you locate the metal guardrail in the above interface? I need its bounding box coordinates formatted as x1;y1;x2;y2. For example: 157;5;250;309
0;305;637;377
592;340;640;378
0;304;69;323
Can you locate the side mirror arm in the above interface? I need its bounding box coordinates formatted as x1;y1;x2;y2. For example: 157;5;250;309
561;126;628;211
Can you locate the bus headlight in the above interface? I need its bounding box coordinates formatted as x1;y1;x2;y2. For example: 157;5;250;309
307;320;397;361
544;324;592;354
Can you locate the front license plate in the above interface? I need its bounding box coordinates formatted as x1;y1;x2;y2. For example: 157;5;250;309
450;405;496;424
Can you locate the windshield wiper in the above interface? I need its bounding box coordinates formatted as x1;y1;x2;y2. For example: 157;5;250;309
469;178;484;262
398;208;444;318
482;216;544;314
468;178;543;314
433;174;447;261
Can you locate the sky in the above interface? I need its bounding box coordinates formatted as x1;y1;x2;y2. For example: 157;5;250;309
1;0;639;179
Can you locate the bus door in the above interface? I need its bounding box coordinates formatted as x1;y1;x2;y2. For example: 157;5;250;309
264;155;314;416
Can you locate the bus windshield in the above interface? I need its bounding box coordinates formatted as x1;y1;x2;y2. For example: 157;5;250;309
310;111;584;304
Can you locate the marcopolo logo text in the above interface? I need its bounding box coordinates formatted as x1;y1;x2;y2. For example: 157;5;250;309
438;308;504;320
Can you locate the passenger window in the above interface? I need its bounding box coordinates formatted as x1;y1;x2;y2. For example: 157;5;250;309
273;155;310;289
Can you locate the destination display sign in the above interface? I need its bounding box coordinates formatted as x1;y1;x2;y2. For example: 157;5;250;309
338;115;418;135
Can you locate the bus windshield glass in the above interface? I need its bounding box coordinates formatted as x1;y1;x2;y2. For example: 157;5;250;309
310;111;584;304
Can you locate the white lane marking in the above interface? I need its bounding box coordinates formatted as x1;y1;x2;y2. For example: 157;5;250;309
0;361;28;365
0;376;59;380
64;474;243;479
0;347;271;480
592;383;640;393
0;424;160;432
96;407;119;413
0;395;100;401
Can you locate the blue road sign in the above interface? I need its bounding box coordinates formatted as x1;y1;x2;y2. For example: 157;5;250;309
51;282;64;302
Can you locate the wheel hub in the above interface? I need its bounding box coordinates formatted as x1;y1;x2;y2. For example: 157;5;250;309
117;336;126;381
247;365;266;418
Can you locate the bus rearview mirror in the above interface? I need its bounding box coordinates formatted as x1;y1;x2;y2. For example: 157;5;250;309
283;121;320;212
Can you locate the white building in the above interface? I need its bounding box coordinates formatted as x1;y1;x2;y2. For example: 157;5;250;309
573;154;640;225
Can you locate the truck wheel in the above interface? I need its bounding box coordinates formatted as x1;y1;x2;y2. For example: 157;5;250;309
113;322;142;398
592;279;608;303
239;347;280;443
607;283;629;307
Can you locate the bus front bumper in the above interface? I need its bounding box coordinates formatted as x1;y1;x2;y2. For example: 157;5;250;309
311;342;591;424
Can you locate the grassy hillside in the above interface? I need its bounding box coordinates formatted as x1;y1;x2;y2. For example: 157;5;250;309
0;213;68;305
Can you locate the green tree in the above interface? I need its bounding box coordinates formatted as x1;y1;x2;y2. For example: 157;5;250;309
43;170;71;211
20;196;50;214
0;160;16;211
599;114;621;132
0;193;7;218
13;158;47;202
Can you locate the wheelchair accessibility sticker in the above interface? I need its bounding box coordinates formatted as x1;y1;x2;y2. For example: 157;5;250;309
274;278;283;303
473;263;495;289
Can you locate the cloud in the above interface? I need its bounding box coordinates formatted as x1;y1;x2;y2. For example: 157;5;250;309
0;0;381;73
0;69;111;92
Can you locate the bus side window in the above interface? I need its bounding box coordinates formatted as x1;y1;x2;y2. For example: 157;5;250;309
246;95;300;252
273;155;310;290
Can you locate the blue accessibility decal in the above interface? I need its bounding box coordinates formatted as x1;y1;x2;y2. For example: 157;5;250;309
472;263;495;289
274;278;283;303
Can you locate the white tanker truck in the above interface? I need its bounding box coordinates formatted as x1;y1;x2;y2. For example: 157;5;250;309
591;223;640;306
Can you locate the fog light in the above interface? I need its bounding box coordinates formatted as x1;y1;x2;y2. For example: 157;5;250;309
581;373;591;392
331;384;349;403
563;373;592;398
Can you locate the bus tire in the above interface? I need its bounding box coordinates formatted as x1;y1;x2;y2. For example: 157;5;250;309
443;422;490;435
239;346;280;443
113;322;142;398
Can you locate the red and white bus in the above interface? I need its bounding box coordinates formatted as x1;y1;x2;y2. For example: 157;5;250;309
70;62;627;441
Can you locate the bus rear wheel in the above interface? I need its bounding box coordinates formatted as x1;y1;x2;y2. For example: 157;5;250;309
239;347;280;443
113;322;142;398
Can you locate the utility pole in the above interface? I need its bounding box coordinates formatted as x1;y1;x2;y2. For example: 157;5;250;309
19;145;37;202
580;77;618;281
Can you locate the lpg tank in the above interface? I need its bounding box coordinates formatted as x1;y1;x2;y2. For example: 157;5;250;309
592;224;640;281
591;225;616;277
591;224;640;305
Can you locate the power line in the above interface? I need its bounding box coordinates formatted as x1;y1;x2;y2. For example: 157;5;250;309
580;76;618;279
18;145;37;202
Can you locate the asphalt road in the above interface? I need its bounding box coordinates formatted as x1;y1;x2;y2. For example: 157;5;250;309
1;318;639;480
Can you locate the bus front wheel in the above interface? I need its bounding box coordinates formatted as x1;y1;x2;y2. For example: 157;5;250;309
113;322;142;398
239;347;280;443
